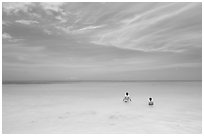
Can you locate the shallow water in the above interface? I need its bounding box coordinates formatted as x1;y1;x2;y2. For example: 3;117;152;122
2;81;202;133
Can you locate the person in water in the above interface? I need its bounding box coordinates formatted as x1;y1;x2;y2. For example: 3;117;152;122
148;97;154;105
123;92;132;102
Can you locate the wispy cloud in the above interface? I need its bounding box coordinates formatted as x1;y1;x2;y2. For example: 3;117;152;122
56;25;106;35
2;20;11;26
2;33;23;42
2;2;33;15
2;33;12;39
40;2;64;12
43;29;52;35
39;2;65;16
77;25;106;32
15;20;39;25
91;3;201;53
55;15;67;23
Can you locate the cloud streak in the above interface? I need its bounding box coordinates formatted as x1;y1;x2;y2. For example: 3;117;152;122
15;20;39;25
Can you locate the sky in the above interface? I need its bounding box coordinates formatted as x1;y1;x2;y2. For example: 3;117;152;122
2;2;202;81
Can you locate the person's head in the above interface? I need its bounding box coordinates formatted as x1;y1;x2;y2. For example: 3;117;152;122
149;97;152;101
126;92;129;96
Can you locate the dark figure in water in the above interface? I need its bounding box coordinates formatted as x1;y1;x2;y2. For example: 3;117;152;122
148;97;154;105
123;92;132;102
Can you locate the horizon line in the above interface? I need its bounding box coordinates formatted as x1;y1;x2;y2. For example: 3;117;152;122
2;80;202;84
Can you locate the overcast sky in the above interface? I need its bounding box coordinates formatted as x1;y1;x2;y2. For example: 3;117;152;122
2;2;202;81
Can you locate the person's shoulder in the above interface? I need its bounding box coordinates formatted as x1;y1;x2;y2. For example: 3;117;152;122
149;101;154;105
